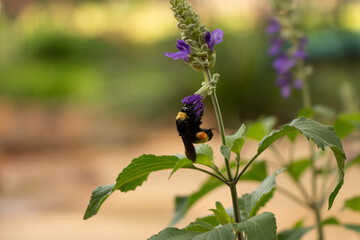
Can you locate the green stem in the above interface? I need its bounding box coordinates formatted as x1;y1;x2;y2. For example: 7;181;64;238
234;154;241;179
314;205;325;240
277;186;311;208
302;76;324;239
204;69;241;240
194;167;228;185
310;144;324;240
236;152;261;182
302;79;312;109
229;183;242;240
204;69;232;180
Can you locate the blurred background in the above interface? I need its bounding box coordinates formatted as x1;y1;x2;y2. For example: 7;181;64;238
0;0;359;239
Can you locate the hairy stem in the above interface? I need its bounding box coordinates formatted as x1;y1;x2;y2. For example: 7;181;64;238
230;183;242;240
194;167;228;185
302;79;312;109
310;143;324;240
204;69;241;240
204;69;232;180
236;152;261;182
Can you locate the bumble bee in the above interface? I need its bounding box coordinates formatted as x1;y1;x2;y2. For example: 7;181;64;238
176;103;213;161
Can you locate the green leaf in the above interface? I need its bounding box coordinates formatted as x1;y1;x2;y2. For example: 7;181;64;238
334;119;355;138
84;154;179;220
148;228;198;240
195;215;220;228
240;161;267;182
149;224;235;240
83;184;115;220
220;145;231;160
338;113;360;128
169;177;223;226
169;162;268;225
169;158;195;179
287;159;311;181
278;227;313;240
313;104;335;119
344;224;360;233
231;138;245;155
247;116;277;141
233;212;277;240
192;224;235;240
257;117;346;210
297;108;315;118
344;196;360;213
226;124;246;146
335;112;360;138
184;220;215;233
292;219;305;228
321;217;340;226
239;169;283;220
346;154;360;169
225;124;246;154
246;122;266;141
209;201;231;225
195;144;214;167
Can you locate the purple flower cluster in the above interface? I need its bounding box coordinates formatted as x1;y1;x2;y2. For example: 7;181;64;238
267;18;307;98
165;29;224;61
181;94;204;116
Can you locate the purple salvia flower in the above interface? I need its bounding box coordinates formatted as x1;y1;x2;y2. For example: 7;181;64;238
293;79;303;89
273;54;295;75
280;85;291;99
164;40;191;61
205;29;224;51
266;19;281;35
181;94;204;116
268;37;283;56
275;74;291;87
294;37;308;59
276;74;292;98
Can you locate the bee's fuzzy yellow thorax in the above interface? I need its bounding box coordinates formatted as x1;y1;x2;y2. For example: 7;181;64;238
176;112;189;121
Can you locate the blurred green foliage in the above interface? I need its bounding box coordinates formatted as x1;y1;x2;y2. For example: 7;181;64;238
0;1;359;126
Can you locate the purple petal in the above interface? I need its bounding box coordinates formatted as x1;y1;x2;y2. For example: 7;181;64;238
181;94;204;116
294;49;307;59
181;94;203;104
165;40;191;61
273;54;295;75
176;40;191;54
293;79;303;89
299;37;308;48
276;75;290;87
266;19;280;35
164;50;189;61
268;39;283;56
206;29;224;50
281;85;291;99
205;31;211;46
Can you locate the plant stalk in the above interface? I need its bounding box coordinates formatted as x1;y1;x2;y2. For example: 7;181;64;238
230;183;242;240
302;76;324;239
204;69;232;180
302;79;312;109
204;69;241;240
314;204;325;240
310;144;324;240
